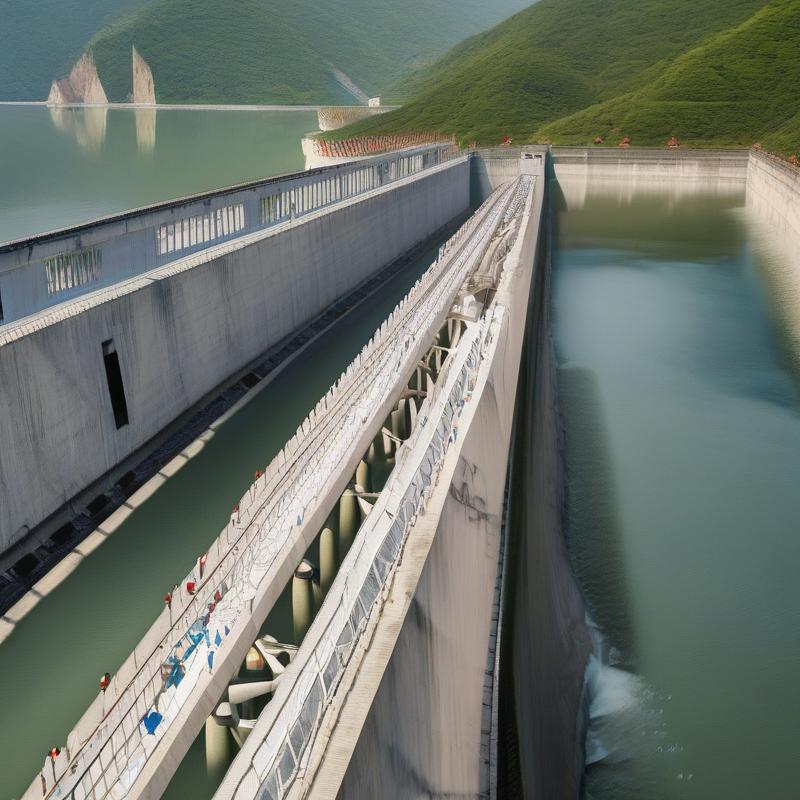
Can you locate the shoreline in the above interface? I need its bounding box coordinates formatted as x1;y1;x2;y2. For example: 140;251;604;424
0;101;400;112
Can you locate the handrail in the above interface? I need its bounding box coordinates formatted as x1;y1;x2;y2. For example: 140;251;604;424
25;178;520;800
0;143;461;324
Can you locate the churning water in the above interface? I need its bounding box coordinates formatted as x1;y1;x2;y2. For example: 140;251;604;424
553;183;800;799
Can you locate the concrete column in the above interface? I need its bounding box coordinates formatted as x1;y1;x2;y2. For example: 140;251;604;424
292;560;315;643
356;459;370;492
205;717;231;780
338;489;360;555
320;527;337;595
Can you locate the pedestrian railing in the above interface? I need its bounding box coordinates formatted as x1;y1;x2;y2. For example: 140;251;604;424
0;143;461;325
26;176;525;800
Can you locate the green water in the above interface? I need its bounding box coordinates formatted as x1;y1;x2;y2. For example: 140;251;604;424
0;106;317;244
0;229;446;800
553;185;800;799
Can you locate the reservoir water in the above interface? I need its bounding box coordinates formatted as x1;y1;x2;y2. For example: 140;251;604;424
0;105;316;243
552;182;800;799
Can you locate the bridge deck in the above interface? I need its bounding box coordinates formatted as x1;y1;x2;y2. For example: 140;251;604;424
23;178;522;800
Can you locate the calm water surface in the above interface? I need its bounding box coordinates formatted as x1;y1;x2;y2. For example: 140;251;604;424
0;105;316;243
553;185;800;799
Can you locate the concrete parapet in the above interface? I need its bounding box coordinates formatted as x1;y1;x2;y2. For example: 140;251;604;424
20;175;493;800
0;155;469;556
0;144;458;323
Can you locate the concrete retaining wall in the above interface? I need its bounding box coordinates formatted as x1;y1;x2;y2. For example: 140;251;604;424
471;148;542;203
746;150;800;242
0;159;470;553
0;145;457;324
333;170;546;798
745;150;800;381
553;147;749;209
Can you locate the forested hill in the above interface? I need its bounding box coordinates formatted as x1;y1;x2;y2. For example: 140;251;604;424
332;0;800;153
86;0;531;105
0;0;148;100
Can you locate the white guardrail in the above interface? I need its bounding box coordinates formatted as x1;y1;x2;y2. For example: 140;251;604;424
27;176;528;800
0;143;460;325
224;176;534;800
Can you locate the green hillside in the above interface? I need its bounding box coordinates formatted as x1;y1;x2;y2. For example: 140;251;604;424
0;0;148;100
538;0;800;149
329;0;791;148
88;0;531;104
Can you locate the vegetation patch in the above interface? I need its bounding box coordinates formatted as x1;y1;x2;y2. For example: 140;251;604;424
330;0;799;155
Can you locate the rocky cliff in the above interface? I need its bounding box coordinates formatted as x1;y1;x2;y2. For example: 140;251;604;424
47;52;108;105
131;46;155;104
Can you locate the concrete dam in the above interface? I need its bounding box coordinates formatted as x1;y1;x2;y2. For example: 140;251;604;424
1;143;795;800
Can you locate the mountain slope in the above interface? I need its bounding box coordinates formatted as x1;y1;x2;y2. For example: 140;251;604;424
329;0;771;144
0;0;148;100
537;0;800;148
88;0;532;104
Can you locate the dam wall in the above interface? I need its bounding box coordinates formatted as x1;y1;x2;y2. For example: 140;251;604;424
0;155;470;555
336;173;544;799
0;144;457;324
745;150;800;378
499;163;592;799
552;147;749;208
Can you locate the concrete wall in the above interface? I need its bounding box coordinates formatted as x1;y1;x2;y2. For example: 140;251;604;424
498;170;591;799
745;150;800;380
0;158;470;553
471;148;542;203
0;145;456;324
338;171;546;798
552;147;749;209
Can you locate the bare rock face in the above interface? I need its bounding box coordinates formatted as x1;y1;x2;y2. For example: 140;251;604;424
47;53;108;105
132;46;156;105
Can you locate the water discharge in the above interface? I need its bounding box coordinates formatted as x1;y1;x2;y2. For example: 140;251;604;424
553;179;800;799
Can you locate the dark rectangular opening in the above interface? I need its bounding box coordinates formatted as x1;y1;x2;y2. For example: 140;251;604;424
12;552;39;579
86;493;109;516
0;287;4;323
49;523;75;548
102;339;129;429
117;470;137;490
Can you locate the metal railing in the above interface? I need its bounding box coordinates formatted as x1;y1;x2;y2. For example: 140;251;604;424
0;143;461;325
24;178;521;800
223;176;534;800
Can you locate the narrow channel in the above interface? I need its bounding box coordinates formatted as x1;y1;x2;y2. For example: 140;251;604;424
0;230;455;800
552;181;800;799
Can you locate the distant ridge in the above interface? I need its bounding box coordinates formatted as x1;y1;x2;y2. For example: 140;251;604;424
85;0;532;105
329;0;800;154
